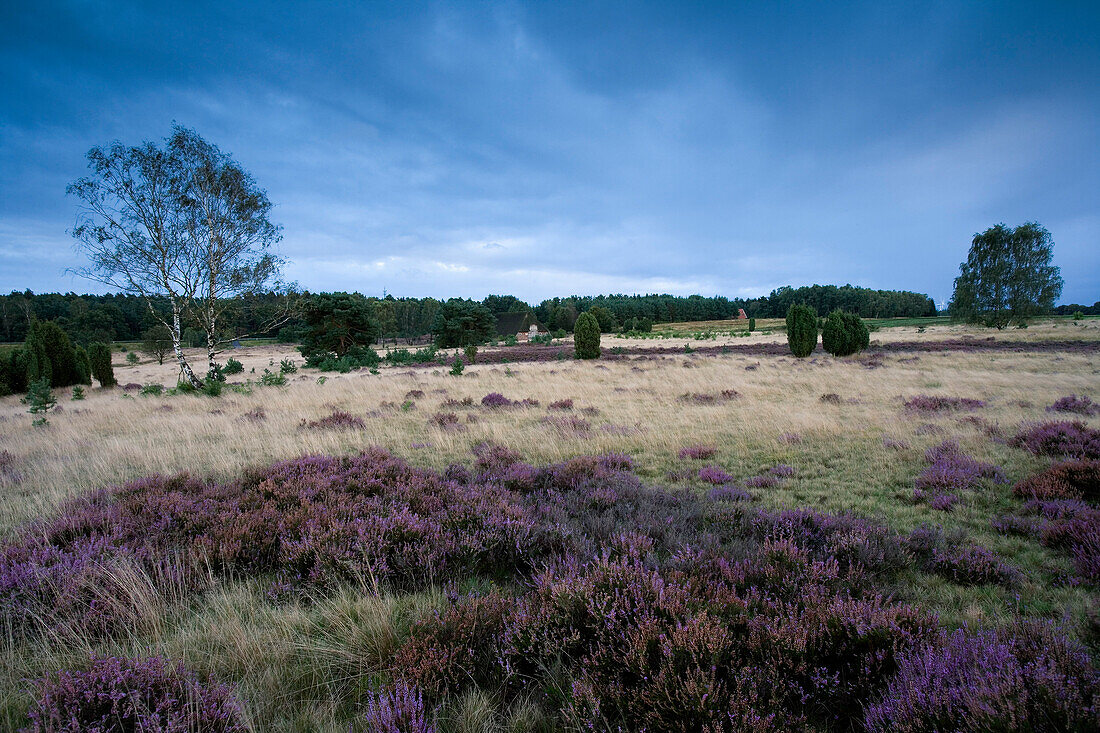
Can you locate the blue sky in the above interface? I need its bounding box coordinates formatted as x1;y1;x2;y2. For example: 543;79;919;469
2;1;1098;305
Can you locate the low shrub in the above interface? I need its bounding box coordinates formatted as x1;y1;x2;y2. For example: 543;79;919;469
300;410;366;430
548;398;574;410
904;395;985;412
865;624;1100;732
1011;421;1100;460
222;357;244;375
821;310;870;356
697;465;734;484
678;445;717;460
481;392;511;408
259;369;287;387
1048;394;1099;416
1014;460;1100;501
25;656;245;732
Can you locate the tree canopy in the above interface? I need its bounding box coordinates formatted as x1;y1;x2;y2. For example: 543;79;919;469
950;222;1063;327
432;299;496;348
299;292;380;358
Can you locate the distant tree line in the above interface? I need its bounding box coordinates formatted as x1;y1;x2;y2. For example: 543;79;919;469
0;284;944;349
533;285;937;332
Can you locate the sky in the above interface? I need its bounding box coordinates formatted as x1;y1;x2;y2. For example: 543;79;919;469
1;1;1098;306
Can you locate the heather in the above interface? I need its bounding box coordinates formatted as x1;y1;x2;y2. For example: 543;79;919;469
865;623;1100;732
904;395;986;412
25;655;246;732
1011;420;1100;459
1048;394;1100;416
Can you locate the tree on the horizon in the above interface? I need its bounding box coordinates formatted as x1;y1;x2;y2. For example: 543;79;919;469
950;222;1063;328
431;299;496;348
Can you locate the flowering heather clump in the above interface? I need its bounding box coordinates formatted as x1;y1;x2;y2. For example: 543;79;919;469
678;445;717;460
929;493;960;511
882;437;910;450
1014;460;1100;501
915;440;1006;493
1040;508;1100;581
904;395;985;412
769;464;795;477
743;474;780;489
548;398;574;410
0;450;542;635
915;423;946;436
778;432;802;444
440;396;474;408
405;389;425;399
1048;394;1100;416
299;409;366;430
481;392;512;408
927;545;1021;587
362;680;435;733
707;485;752;502
697;465;735;484
399;553;935;731
865;624;1100;732
25;656;246;732
1011;421;1100;460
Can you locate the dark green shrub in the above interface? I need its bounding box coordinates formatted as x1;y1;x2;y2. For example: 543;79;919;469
748;317;755;332
0;348;28;394
785;304;818;358
71;385;85;401
464;344;478;364
73;346;92;385
279;358;297;374
23;378;56;413
201;378;223;397
1073;310;1084;322
821;310;870;357
260;369;287;386
637;318;653;333
87;342;116;388
25;320;81;388
574;312;601;359
222;357;244;375
126;352;140;365
449;356;464;376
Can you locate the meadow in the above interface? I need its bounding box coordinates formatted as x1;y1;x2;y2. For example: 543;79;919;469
0;318;1098;731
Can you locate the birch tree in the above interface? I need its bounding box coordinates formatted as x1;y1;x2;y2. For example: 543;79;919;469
68;139;204;387
69;127;290;386
170;127;289;379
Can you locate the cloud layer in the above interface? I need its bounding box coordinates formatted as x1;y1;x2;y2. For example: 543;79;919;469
2;1;1097;304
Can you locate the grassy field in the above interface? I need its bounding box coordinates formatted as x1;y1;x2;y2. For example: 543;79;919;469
1;326;1098;730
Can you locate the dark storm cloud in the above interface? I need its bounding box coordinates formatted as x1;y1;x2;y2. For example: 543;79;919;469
1;1;1097;304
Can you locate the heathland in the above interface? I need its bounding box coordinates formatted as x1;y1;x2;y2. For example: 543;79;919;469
1;317;1098;730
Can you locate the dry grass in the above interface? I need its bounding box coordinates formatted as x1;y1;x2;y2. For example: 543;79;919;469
0;327;1097;534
